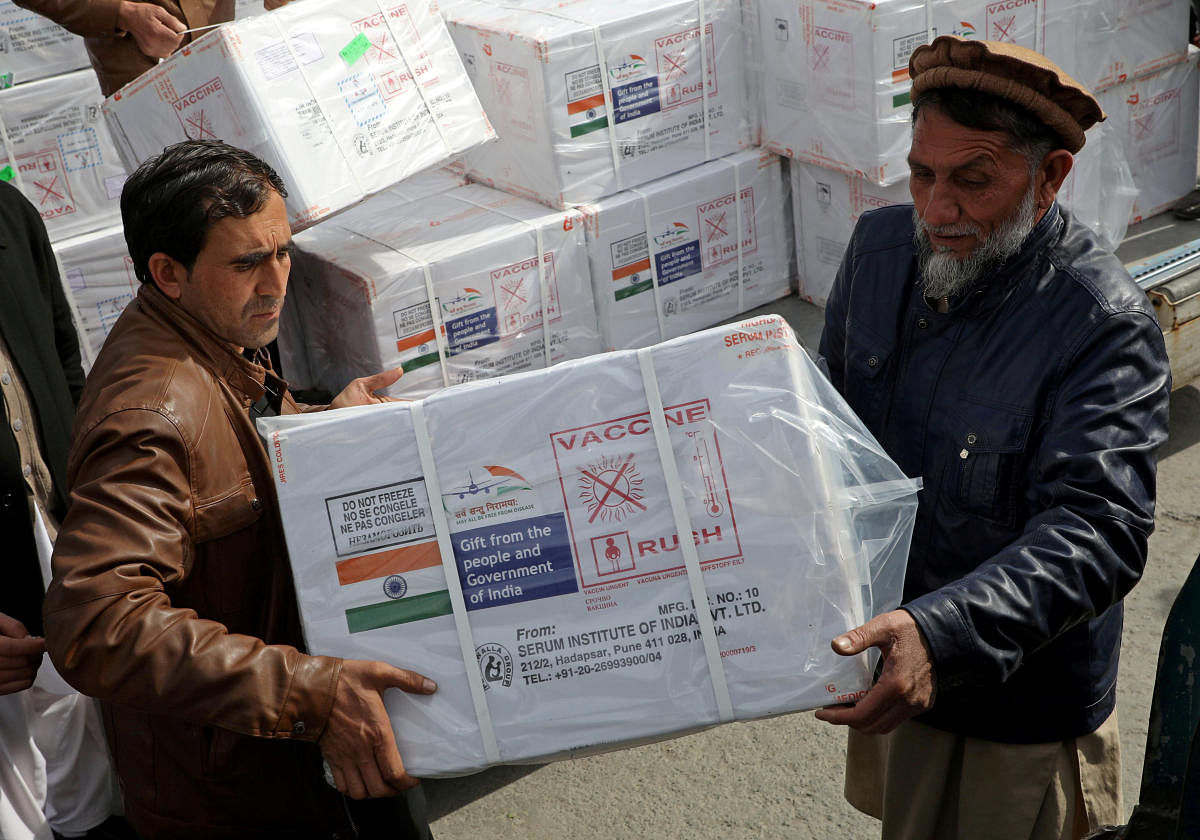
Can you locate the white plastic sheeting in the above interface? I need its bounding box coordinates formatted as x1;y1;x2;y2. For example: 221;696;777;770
260;314;921;777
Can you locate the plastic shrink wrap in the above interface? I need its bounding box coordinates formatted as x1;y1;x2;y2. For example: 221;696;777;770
1096;48;1199;225
751;0;1188;188
442;0;756;208
578;149;794;350
100;0;496;231
0;70;127;242
0;0;89;87
789;161;911;307
286;182;601;399
278;166;469;393
260;314;921;777
50;225;134;372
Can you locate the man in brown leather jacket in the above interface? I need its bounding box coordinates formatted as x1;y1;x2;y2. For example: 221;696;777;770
43;139;437;840
12;0;289;96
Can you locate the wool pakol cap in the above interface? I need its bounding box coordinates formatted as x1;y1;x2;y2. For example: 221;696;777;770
908;35;1105;153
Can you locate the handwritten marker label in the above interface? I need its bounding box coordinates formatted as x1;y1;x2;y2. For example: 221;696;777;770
0;165;13;182
340;32;370;65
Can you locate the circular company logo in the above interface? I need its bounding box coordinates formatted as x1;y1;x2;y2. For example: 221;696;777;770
383;575;408;600
475;643;513;691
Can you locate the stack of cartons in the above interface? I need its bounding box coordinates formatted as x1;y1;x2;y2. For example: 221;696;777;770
287;182;601;399
51;227;137;370
0;11;128;370
754;0;1192;306
0;0;88;87
0;70;126;242
259;314;921;776
754;0;1188;188
442;0;756;209
578;149;793;349
101;0;496;232
1096;48;1200;224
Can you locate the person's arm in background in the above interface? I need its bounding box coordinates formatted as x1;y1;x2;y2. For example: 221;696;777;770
12;0;184;60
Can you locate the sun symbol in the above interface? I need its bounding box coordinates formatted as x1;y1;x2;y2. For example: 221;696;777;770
577;453;646;523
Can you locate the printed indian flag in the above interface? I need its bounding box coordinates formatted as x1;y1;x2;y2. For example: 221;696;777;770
337;541;452;633
568;91;608;138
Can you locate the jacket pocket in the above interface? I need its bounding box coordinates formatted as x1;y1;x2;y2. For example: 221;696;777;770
948;398;1032;529
842;324;893;430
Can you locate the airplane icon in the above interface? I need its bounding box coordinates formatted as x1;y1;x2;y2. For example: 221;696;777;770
448;469;508;499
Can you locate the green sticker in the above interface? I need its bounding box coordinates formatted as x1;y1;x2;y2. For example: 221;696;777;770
0;165;13;182
0;72;12;90
339;32;371;65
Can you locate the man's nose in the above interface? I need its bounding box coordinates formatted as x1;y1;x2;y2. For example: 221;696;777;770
922;181;960;227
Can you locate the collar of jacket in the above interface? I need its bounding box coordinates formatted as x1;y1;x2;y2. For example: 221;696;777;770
927;202;1065;316
135;282;274;410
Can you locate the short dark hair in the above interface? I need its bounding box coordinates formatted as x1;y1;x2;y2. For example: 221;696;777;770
120;140;288;284
912;87;1060;173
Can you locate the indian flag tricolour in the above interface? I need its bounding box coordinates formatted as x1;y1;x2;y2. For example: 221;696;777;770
336;541;452;634
568;91;608;138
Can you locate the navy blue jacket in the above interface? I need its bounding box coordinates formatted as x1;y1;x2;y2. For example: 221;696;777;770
819;203;1171;743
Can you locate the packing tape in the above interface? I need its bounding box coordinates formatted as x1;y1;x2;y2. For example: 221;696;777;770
410;399;502;764
636;347;734;723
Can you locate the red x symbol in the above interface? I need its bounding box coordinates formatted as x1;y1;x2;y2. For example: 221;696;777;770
34;176;64;205
185;111;216;140
499;278;528;310
812;44;831;72
704;212;728;242
991;15;1015;41
1134;114;1155;140
368;33;398;62
579;454;646;523
662;49;687;82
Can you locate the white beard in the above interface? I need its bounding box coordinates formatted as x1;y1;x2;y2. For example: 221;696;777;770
914;183;1040;303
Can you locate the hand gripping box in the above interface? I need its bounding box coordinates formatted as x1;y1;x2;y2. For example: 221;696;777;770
442;0;755;208
101;0;496;232
0;0;89;87
0;70;127;242
260;315;921;777
286;182;602;399
578;149;794;350
50;225;136;372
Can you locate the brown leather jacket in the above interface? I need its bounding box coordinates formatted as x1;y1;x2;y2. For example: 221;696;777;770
12;0;233;96
43;284;356;839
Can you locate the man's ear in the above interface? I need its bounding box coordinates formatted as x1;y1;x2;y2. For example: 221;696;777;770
147;252;185;299
1036;149;1074;212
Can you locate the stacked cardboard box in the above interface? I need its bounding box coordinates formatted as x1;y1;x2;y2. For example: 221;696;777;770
102;0;496;232
286;182;601;398
0;69;127;242
443;0;755;208
0;0;88;87
753;0;1189;189
789;162;911;307
49;226;134;371
1096;48;1200;224
578;149;793;349
260;315;920;776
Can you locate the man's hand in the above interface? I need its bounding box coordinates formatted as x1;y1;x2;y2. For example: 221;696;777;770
814;609;937;734
117;1;185;59
262;0;291;9
329;367;403;410
0;612;44;696
318;659;436;799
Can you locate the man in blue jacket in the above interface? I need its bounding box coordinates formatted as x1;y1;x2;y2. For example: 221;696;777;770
816;36;1172;840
